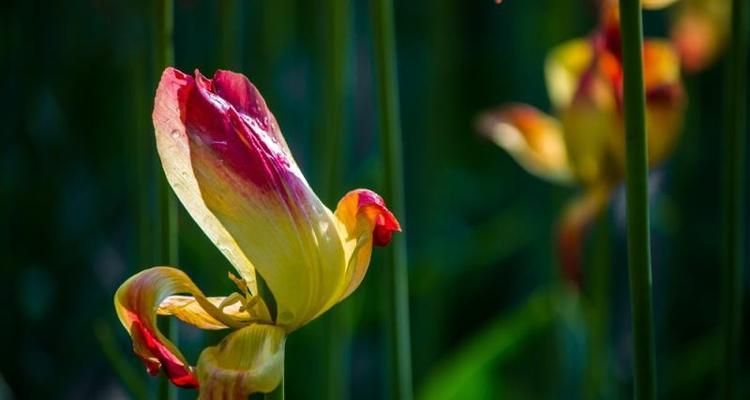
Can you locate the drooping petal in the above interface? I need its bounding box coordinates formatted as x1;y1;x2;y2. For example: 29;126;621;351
154;69;258;292
556;185;612;287
114;267;250;388
477;104;574;184
333;189;402;302
156;68;362;330
196;324;286;399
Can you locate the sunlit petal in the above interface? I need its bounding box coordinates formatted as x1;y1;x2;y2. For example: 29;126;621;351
114;267;250;388
158;295;256;330
154;68;258;292
642;0;680;9
196;324;286;399
477;104;574;184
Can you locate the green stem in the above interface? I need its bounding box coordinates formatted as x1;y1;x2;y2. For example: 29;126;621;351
584;214;612;399
721;0;748;398
618;0;656;398
369;1;413;399
265;376;285;400
218;0;242;70
154;1;177;399
320;1;352;399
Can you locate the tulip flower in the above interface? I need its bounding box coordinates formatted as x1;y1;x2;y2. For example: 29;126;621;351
114;68;401;398
478;4;685;285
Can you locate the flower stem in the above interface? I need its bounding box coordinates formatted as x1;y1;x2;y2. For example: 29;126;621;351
319;1;352;399
721;0;748;397
618;0;656;398
154;1;177;400
369;1;413;399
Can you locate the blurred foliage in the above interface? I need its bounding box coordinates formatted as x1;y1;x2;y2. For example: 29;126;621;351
1;0;748;399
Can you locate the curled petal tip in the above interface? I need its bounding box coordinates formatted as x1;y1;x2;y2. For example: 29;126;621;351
354;189;401;246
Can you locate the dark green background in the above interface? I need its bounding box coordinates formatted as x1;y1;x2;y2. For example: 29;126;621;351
1;0;747;399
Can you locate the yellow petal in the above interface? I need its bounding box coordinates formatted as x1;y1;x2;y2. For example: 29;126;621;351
114;267;250;388
545;39;595;110
560;94;620;185
197;324;286;398
477;104;574;184
157;295;254;330
154;68;258;292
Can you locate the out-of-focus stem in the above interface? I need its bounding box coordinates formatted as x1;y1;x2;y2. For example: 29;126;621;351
720;0;747;397
584;214;611;399
369;1;413;399
319;1;352;400
618;0;656;398
218;0;242;71
154;1;177;399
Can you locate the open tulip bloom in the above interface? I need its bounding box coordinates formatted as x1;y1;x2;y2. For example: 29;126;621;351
114;68;401;397
478;2;685;285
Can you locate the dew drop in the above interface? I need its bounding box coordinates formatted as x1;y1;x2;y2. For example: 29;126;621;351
170;130;180;139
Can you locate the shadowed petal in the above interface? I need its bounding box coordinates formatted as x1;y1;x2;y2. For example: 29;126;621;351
556;185;612;287
196;324;286;399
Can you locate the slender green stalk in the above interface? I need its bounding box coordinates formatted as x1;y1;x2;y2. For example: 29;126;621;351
319;1;352;399
265;376;284;400
218;0;242;70
618;1;656;398
154;1;177;399
369;1;413;399
584;214;612;399
720;0;748;397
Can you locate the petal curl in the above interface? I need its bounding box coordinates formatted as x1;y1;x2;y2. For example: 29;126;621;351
196;324;286;399
477;104;574;184
642;0;680;9
154;68;258;292
333;189;401;301
114;267;250;388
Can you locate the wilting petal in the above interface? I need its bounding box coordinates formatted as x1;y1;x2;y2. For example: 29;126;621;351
477;105;574;184
556;185;612;287
154;69;258;292
156;68;365;330
196;324;286;399
333;189;401;302
670;0;729;72
114;267;250;388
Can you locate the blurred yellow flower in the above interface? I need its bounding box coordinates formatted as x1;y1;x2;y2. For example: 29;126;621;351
478;7;685;284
